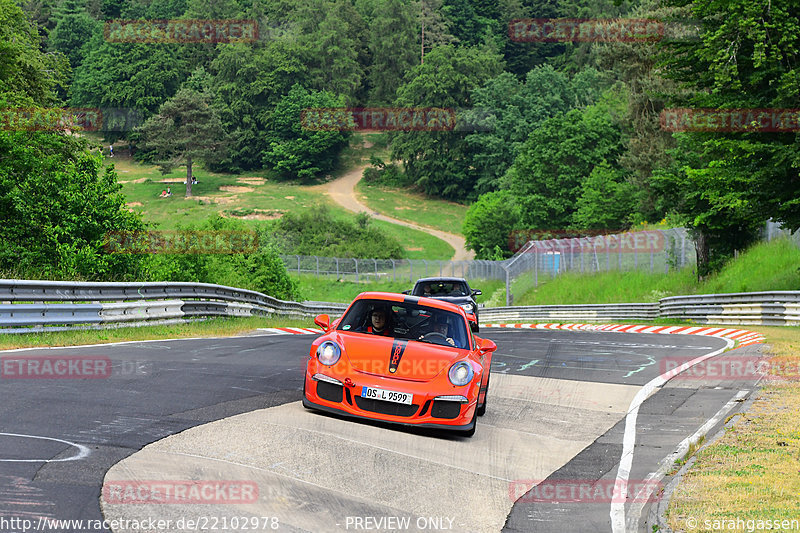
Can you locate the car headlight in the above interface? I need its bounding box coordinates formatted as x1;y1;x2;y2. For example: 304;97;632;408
448;361;474;386
316;341;341;366
459;303;474;313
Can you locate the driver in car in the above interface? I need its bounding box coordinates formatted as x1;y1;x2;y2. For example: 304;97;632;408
419;314;456;346
365;308;392;336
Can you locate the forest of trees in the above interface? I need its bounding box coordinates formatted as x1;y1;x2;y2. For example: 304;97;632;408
2;0;799;281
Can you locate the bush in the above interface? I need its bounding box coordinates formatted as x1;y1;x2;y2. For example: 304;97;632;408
0;131;149;280
273;205;404;259
362;156;411;187
462;190;521;259
144;216;299;300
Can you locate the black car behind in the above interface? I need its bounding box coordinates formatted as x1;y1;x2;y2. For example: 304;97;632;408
404;277;482;332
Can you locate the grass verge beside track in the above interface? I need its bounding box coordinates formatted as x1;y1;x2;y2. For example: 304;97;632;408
666;326;800;531
515;238;800;305
0;316;314;350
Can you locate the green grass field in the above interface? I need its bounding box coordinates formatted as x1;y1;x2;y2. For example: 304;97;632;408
355;181;469;235
110;147;453;259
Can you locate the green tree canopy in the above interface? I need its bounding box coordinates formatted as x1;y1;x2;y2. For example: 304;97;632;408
262;84;351;181
655;0;800;276
505;88;628;230
390;44;503;201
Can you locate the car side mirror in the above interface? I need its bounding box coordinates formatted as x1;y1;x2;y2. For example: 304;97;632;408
402;290;411;295
478;338;497;353
472;289;482;296
314;314;330;331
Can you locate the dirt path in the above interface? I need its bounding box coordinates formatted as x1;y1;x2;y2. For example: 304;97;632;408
319;163;475;261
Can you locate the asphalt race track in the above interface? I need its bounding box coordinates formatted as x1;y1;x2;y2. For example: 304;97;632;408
0;328;764;532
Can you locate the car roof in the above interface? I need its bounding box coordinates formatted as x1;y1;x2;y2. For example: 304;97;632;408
414;277;469;284
354;291;467;314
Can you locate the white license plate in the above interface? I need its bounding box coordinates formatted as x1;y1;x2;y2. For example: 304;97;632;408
361;386;413;405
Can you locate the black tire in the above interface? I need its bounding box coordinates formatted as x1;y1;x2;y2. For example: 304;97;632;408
476;373;490;416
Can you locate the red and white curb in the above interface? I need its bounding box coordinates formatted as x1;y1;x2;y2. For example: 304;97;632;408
257;327;324;335
482;323;766;348
260;323;767;347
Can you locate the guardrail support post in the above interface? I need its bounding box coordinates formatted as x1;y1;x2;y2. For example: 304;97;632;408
505;267;511;306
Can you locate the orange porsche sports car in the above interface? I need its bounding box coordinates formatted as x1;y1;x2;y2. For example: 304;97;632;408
303;292;497;437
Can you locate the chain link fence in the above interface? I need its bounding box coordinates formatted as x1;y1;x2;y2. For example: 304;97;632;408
280;224;798;306
278;255;507;283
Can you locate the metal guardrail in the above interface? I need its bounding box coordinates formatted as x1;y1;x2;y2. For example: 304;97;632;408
481;303;660;322
659;292;800;326
1;280;798;331
0;280;347;331
483;292;800;326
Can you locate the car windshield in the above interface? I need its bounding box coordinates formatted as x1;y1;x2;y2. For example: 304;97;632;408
337;299;470;349
413;281;469;297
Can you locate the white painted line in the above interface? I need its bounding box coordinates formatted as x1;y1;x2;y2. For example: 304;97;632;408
610;336;735;533
0;433;90;462
624;390;749;530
